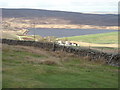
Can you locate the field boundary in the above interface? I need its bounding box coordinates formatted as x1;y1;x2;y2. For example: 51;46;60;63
1;39;119;66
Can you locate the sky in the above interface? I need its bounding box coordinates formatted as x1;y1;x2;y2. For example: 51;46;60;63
0;0;119;13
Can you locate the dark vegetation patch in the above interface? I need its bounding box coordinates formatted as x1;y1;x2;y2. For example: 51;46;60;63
2;8;118;26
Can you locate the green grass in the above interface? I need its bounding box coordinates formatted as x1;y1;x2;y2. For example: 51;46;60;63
2;44;118;88
66;32;118;44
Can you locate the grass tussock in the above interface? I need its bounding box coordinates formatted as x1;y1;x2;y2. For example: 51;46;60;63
2;44;118;88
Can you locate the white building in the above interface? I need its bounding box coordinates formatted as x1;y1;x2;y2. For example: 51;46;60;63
56;40;80;46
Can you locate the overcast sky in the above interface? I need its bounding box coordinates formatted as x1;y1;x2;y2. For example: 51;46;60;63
0;0;119;13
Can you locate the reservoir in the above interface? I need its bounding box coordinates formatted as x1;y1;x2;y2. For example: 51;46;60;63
28;28;118;37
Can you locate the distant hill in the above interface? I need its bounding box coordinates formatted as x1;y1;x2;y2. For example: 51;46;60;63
2;8;118;26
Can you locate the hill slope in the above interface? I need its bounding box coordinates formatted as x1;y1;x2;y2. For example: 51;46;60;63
66;32;118;44
2;44;118;88
2;8;118;26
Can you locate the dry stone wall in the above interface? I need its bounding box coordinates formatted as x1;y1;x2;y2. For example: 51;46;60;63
1;39;120;66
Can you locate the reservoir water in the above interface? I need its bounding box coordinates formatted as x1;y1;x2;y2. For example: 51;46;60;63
28;28;117;37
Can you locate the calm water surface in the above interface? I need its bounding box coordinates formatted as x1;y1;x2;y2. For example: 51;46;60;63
28;28;117;37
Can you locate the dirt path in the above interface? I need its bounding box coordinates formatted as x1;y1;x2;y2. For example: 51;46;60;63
70;41;118;48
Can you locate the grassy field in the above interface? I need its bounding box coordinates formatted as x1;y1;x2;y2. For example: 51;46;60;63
66;32;118;44
2;30;119;45
2;44;118;88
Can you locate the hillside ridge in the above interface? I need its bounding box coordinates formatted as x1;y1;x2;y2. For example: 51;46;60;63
2;8;118;26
